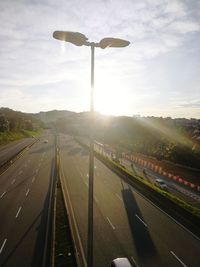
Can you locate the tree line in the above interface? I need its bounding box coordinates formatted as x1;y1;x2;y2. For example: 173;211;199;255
0;108;42;132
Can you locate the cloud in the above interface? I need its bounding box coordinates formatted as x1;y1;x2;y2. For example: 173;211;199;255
0;0;199;117
178;100;200;109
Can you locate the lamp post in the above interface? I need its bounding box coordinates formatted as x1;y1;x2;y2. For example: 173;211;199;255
53;31;130;267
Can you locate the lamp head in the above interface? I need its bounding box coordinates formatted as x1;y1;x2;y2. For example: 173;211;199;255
53;31;88;46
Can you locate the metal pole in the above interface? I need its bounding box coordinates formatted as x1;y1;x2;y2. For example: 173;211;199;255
87;43;95;267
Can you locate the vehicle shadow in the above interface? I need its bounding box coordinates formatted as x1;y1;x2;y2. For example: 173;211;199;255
121;186;157;260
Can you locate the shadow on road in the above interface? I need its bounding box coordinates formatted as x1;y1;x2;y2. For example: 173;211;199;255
30;145;51;154
0;212;42;267
121;186;157;260
0;158;55;267
68;147;82;156
80;148;89;156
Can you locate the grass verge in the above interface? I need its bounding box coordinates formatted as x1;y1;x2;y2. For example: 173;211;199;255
0;129;43;145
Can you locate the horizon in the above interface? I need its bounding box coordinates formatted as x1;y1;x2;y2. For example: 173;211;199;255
0;0;200;119
0;106;199;120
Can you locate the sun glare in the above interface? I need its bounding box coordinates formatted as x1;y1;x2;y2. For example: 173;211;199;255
61;41;66;53
94;78;127;116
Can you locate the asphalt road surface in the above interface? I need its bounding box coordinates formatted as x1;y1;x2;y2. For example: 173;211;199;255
0;131;55;267
0;137;36;167
59;133;200;267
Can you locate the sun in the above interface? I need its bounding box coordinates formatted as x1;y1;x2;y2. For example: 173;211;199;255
94;77;127;116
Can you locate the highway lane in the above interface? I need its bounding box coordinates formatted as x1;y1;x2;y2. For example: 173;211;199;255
59;133;200;267
0;137;36;167
0;132;55;267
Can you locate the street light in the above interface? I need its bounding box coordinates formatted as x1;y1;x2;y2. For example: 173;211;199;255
53;31;130;267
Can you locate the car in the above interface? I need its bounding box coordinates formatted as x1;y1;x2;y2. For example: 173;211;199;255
154;179;168;190
111;258;132;267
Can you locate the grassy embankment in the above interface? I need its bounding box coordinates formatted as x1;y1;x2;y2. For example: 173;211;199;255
0;129;43;146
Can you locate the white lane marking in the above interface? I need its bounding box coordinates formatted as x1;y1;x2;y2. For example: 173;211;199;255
15;207;22;218
170;251;187;267
11;179;16;185
115;193;123;202
130;186;200;241
32;176;35;183
0;239;7;254
0;191;6;199
80;172;83;177
18;170;23;175
35;169;39;173
131;256;140;267
26;188;30;196
84;181;88;187
107;217;115;230
135;214;147;227
94;196;99;203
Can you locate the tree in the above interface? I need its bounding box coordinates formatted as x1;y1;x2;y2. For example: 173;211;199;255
0;114;9;132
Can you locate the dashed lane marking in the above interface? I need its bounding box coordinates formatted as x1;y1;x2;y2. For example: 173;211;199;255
0;239;7;254
107;217;115;230
26;188;30;196
11;179;16;185
15;207;22;218
0;191;6;199
32;176;35;183
115;193;123;202
94;196;99;203
135;214;147;227
170;251;187;267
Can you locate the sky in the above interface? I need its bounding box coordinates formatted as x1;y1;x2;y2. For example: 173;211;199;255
0;0;200;118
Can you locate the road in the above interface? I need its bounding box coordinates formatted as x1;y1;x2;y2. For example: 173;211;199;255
120;158;200;208
0;137;36;167
0;131;55;267
59;133;200;267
